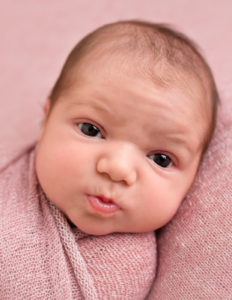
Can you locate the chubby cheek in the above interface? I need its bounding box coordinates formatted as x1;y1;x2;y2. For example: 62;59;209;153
36;139;70;193
139;179;185;230
36;134;98;200
38;134;85;173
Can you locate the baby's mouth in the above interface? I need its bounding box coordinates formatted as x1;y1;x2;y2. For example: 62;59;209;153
87;194;121;214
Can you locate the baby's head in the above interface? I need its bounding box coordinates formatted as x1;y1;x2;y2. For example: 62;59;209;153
35;20;219;235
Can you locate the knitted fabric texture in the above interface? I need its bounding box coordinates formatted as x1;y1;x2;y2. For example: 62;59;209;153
148;102;232;299
0;145;157;299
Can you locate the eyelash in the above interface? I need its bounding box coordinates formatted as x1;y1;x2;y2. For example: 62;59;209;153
77;122;173;168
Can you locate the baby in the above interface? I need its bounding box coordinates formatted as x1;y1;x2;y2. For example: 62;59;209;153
0;20;218;299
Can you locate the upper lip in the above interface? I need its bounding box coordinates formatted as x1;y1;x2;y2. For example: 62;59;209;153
94;194;115;203
87;193;121;207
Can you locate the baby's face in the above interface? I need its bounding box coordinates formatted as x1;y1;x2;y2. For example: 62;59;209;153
35;59;208;235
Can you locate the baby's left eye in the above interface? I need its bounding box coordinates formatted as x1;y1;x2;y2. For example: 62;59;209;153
148;153;172;168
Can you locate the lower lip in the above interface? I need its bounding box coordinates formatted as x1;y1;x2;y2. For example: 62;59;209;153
87;195;120;214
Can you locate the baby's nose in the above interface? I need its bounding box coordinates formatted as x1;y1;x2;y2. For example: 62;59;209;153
96;143;138;186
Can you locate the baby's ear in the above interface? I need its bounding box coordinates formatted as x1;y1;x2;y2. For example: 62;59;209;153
43;99;51;117
37;99;51;141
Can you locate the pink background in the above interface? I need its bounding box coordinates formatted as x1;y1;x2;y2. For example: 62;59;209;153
1;1;232;298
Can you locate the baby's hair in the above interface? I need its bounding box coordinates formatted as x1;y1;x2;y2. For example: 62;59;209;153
49;20;219;153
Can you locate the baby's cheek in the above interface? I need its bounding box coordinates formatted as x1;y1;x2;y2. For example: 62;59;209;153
144;182;182;224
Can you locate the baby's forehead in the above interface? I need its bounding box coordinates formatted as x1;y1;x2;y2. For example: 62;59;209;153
74;54;209;127
68;33;210;117
78;44;210;111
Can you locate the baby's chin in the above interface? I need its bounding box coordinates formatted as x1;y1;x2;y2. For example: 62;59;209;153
65;215;114;236
65;213;157;236
78;225;116;236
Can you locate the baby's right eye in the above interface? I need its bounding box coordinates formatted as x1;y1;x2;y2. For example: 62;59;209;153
78;122;103;138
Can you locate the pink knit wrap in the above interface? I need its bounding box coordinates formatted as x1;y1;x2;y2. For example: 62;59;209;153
148;103;232;299
0;145;156;299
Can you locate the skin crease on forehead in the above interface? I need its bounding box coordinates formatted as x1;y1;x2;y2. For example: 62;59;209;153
35;53;211;235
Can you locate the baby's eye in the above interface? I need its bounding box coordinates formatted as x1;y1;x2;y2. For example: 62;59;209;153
78;122;103;138
148;153;172;168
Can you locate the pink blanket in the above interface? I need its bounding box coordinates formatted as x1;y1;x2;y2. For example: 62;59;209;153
0;144;156;299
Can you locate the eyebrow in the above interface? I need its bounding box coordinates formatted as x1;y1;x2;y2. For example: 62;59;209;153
67;99;111;115
154;132;200;155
